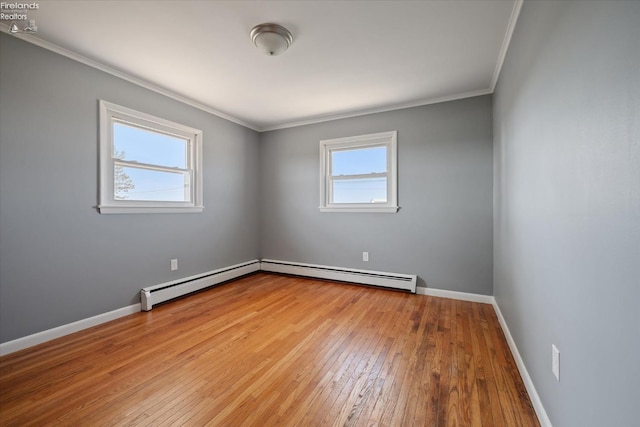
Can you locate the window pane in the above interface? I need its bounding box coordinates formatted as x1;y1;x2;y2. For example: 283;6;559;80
332;177;387;204
115;166;190;202
113;122;187;168
331;146;387;176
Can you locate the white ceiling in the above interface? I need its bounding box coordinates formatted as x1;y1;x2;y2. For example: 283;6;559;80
3;1;521;131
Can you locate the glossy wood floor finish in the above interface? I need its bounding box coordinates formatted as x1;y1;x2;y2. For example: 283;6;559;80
0;273;539;426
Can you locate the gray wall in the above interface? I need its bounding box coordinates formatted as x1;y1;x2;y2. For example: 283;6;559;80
493;1;640;426
0;33;493;343
260;96;494;294
0;34;260;342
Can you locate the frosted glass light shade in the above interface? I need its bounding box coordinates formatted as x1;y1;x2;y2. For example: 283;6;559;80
250;23;293;56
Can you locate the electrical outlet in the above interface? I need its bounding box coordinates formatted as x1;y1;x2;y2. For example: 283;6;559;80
552;344;560;381
363;252;369;262
171;259;178;271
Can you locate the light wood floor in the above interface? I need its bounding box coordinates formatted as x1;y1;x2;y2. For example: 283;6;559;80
0;273;539;426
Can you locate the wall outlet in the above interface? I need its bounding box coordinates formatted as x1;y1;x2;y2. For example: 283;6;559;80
363;252;369;262
552;344;560;381
171;259;178;271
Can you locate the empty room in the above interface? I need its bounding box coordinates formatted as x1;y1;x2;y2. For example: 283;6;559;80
0;1;638;426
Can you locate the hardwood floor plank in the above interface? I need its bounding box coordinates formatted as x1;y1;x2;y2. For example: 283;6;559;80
0;273;540;427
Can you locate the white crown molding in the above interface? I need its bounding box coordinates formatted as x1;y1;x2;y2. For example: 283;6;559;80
2;0;522;134
259;88;493;132
490;0;523;91
0;23;259;131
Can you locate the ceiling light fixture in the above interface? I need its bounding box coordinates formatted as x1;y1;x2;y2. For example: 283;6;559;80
250;23;293;56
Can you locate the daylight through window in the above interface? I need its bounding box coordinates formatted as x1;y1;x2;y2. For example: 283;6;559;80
99;100;203;214
320;131;398;213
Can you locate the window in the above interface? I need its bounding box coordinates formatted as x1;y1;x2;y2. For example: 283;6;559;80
98;100;203;214
319;131;398;213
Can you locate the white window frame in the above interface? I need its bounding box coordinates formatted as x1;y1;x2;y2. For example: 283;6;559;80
319;131;398;213
98;100;204;214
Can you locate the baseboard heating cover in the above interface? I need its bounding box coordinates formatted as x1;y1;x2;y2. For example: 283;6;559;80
260;259;417;293
141;260;260;311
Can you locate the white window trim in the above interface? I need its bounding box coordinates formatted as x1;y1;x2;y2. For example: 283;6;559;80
319;130;398;213
98;100;204;214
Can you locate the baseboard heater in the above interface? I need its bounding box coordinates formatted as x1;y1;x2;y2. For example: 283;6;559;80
260;259;417;293
141;260;260;311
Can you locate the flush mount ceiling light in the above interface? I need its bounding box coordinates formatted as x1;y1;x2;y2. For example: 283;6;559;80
250;23;293;56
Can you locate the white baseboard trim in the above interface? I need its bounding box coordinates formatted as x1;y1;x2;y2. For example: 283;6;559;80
492;300;552;427
415;286;550;426
416;286;495;304
0;303;141;356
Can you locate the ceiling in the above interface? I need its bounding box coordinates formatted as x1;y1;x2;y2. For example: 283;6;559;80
2;1;521;131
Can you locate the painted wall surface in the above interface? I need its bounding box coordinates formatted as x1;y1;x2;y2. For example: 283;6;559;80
493;1;640;426
0;34;260;342
260;96;494;294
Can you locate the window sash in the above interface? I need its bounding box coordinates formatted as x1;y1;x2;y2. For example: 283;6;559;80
330;144;388;176
113;158;191;175
112;119;190;169
329;172;387;180
329;175;388;205
99;100;203;214
110;126;195;204
319;131;398;213
114;162;193;203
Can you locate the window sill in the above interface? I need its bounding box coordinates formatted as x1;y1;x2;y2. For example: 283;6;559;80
319;206;399;213
98;205;204;214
